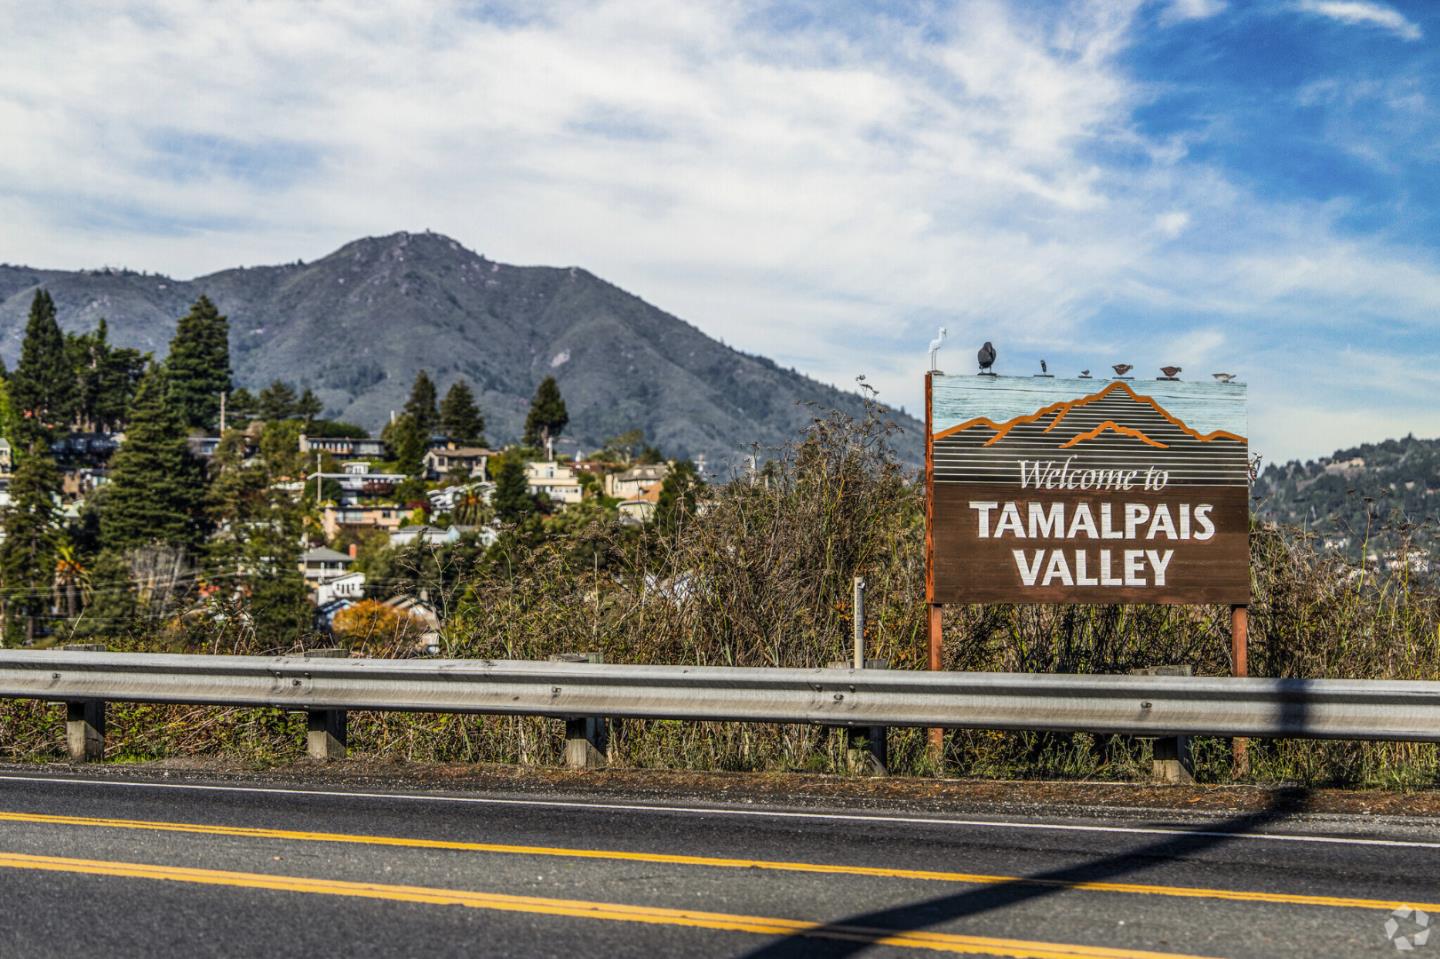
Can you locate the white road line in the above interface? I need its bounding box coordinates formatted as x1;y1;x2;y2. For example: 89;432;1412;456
0;773;1436;850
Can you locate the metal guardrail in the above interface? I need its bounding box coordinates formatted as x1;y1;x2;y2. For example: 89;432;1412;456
1;650;1437;765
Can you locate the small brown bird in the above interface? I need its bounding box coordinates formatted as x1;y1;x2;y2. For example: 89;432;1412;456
1112;363;1133;377
1212;372;1236;383
1160;366;1182;379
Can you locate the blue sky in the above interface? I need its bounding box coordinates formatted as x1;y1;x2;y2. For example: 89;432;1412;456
0;0;1437;464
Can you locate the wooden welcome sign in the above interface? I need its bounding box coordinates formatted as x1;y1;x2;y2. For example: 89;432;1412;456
925;375;1249;606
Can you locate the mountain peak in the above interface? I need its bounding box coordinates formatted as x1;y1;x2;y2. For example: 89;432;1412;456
0;235;920;465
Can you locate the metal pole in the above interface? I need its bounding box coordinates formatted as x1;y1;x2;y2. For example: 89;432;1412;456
852;576;866;669
1231;604;1250;776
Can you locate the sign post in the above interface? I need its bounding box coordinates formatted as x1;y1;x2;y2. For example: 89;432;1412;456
925;373;1250;766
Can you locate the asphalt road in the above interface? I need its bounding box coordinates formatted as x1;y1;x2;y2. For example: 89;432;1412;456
0;769;1434;958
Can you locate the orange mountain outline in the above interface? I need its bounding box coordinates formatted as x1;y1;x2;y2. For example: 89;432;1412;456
932;380;1246;446
1059;421;1167;449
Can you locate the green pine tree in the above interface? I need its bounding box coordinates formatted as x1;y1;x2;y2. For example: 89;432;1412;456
439;381;486;445
0;438;62;644
405;370;439;436
523;376;569;452
11;290;75;444
257;380;298;421
203;429;309;641
165;295;232;432
0;373;18;446
295;387;323;425
102;365;204;551
491;452;535;523
227;387;258;425
381;413;427;477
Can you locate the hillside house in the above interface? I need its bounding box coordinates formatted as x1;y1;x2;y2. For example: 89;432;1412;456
299;546;355;589
312;462;407;505
423;444;493;481
427;481;494;514
525;460;583;507
299;434;388;461
618;482;663;524
606;463;670;500
315;570;367;606
321;504;409;540
388;524;495;549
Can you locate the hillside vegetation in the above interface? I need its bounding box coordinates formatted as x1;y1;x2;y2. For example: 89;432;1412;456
2;402;1436;787
1255;434;1440;570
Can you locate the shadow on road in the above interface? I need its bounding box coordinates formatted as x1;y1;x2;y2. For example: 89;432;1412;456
743;785;1315;958
744;684;1323;959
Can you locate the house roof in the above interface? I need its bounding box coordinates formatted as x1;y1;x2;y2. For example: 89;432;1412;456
426;446;493;458
302;547;352;563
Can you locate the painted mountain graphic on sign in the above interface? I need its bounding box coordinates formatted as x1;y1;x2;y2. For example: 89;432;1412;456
935;381;1244;448
930;381;1250;488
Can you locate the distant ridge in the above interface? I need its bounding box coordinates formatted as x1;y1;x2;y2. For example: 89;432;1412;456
0;232;921;466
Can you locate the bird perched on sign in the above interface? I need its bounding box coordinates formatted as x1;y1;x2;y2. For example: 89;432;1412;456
1160;366;1182;380
1212;372;1236;383
1112;363;1133;378
1040;359;1048;374
928;327;948;372
1079;369;1092;378
977;341;997;375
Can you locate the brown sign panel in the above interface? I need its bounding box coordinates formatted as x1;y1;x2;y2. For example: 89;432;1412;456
927;375;1249;605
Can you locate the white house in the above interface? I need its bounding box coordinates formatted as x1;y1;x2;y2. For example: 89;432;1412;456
525;460;584;506
315;570;367;606
389;524;498;550
299;547;356;597
427;481;494;514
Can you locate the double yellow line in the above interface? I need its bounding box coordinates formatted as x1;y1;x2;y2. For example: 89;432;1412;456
0;807;1422;958
0;850;1210;959
0;809;1427;915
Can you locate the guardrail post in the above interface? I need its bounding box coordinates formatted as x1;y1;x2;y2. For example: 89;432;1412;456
62;644;107;762
304;649;348;760
549;653;607;768
1131;665;1194;784
827;658;889;776
66;701;105;762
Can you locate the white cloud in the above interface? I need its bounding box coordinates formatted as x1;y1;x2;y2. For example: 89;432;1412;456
1294;1;1422;41
1160;0;1227;25
0;0;1435;463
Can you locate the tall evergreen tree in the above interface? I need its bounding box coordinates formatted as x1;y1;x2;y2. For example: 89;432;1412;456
11;290;74;445
491;453;535;523
0;438;62;644
257;380;298;421
101;366;204;551
227;387;258;426
205;430;308;640
523;377;569;454
381;413;427;477
439;381;486;445
405;370;439;436
295;387;323;425
165;295;232;432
